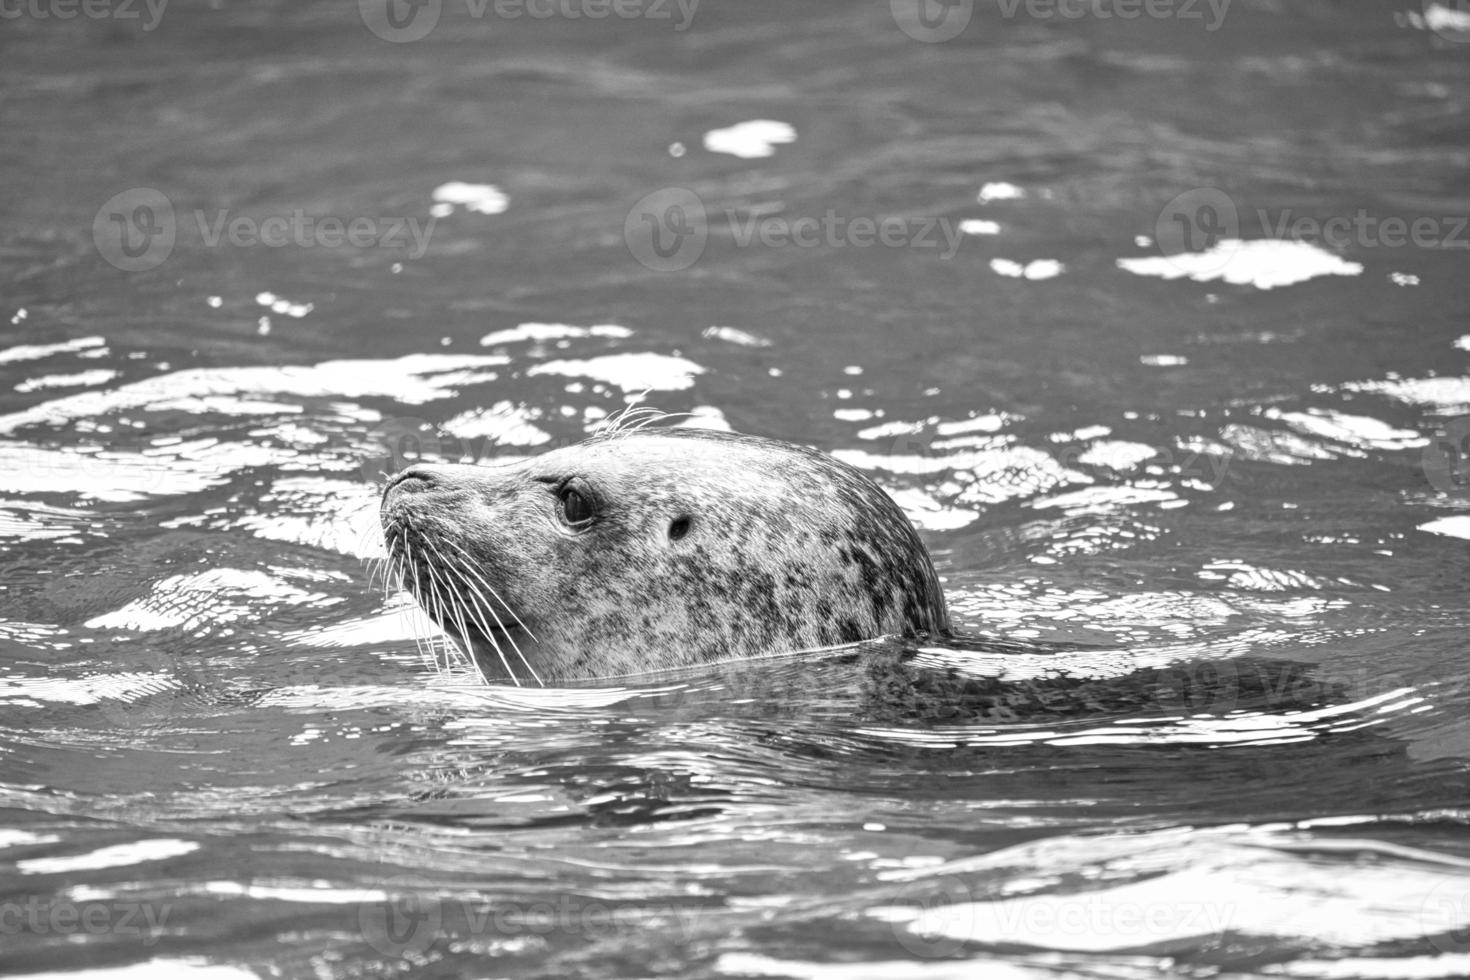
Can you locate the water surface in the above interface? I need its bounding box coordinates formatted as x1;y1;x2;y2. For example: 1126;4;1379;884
4;1;1470;977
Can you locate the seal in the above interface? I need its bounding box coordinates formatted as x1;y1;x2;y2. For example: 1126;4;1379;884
379;424;948;684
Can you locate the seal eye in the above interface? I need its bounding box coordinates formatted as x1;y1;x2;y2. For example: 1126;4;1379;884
559;486;595;527
668;516;691;541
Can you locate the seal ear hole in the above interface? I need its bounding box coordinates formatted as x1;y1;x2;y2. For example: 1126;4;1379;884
668;516;692;541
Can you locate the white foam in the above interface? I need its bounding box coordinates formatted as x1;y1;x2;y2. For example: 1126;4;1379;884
977;182;1024;203
703;120;796;159
958;219;1000;235
527;353;705;392
702;325;772;348
1419;516;1470;541
989;258;1064;280
479;322;631;346
431;181;509;215
1117;239;1362;290
1076;440;1158;471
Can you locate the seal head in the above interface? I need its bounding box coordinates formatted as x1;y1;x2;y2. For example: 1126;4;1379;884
379;428;948;683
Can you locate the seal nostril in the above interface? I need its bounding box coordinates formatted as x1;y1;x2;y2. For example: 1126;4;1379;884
668;515;691;541
385;465;439;495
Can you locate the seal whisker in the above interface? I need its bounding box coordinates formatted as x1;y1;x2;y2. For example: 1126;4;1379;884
366;556;391;596
355;517;383;562
475;587;543;688
419;541;473;675
627;410;692;434
398;534;441;670
478;593;541;688
438;547;545;687
439;539;541;644
591;401;686;440
452;558;546;690
451;593;493;684
372;556;392;594
425;560;467;674
594;399;650;436
358;517;381;583
414;540;465;674
390;526;473;676
411;541;452;671
380;519;409;601
449;566;519;687
423;538;506;686
437;542;544;688
454;588;516;687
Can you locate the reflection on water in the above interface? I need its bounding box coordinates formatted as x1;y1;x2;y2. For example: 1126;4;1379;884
4;0;1470;977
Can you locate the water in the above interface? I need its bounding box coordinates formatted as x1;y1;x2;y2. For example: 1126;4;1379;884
4;0;1470;976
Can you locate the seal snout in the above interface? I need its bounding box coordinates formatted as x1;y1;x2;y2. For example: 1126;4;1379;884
382;464;443;500
380;466;452;532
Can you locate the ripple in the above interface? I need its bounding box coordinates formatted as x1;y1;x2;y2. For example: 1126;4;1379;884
443;401;553;448
1340;376;1470;413
834;446;1090;508
0;501;98;542
84;568;341;632
884;487;979;531
1269;408;1428;452
0;442;275;502
877;827;1470;954
13;369;118;393
1075;440;1157;472
1028;485;1180;515
0;335;106;364
164;476;378;555
18;839;197;875
0;353;512;436
1198;561;1339;591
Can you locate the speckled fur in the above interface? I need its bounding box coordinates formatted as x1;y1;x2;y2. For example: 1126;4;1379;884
380;428;948;682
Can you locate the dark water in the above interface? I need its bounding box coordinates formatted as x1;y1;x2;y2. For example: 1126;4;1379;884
5;0;1470;976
